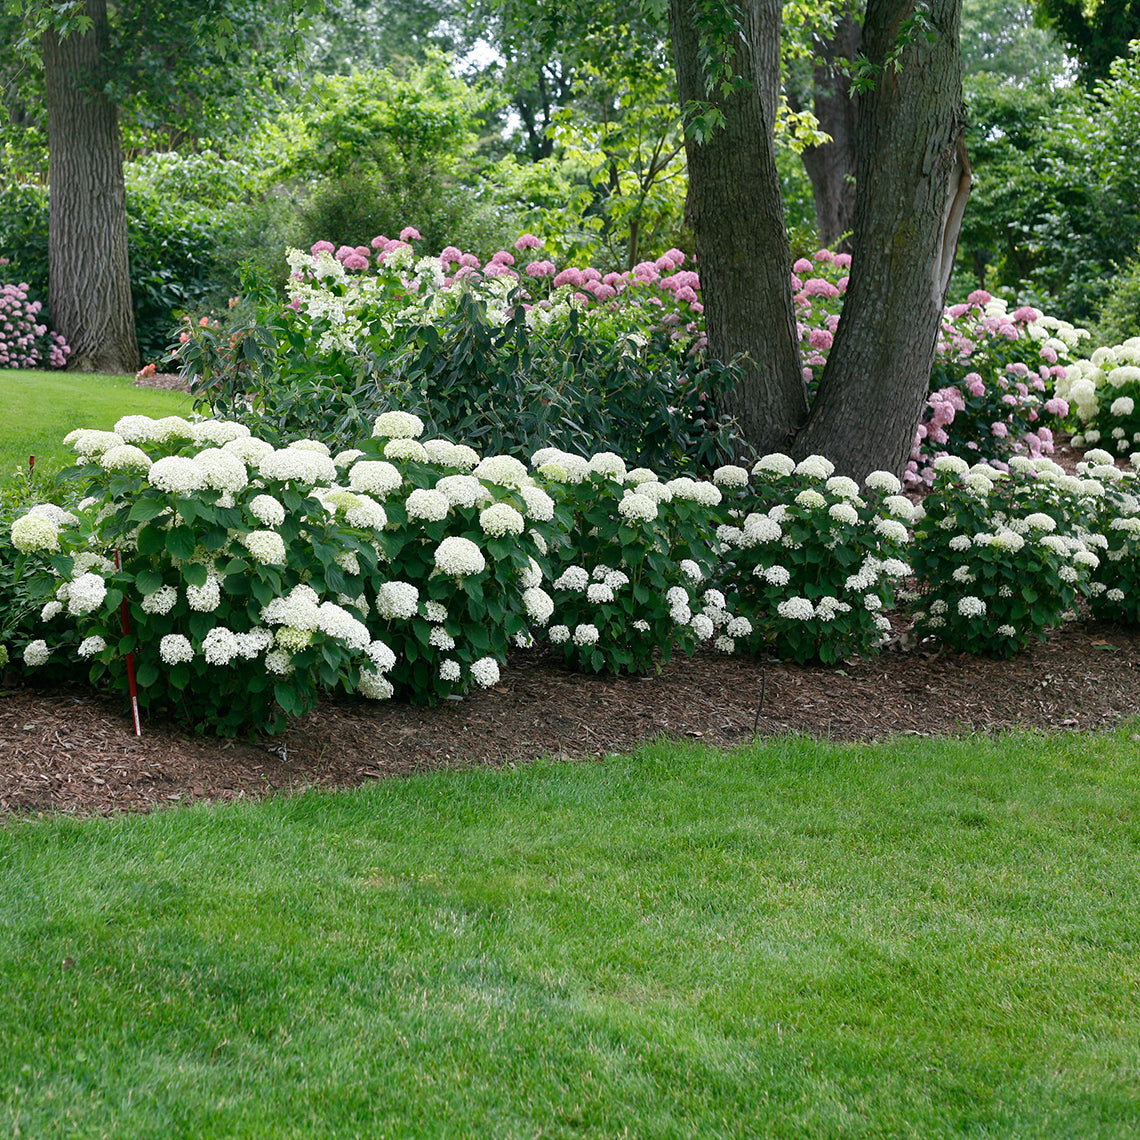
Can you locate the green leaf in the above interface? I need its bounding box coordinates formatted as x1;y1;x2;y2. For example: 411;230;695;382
137;525;166;556
183;563;209;588
135;660;160;688
166;526;197;561
135;569;165;596
128;497;169;523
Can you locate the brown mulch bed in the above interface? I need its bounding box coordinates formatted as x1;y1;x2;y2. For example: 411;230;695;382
3;621;1139;817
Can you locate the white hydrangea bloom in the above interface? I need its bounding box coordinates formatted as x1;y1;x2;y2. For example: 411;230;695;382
726;616;752;638
777;597;815;620
99;444;152;473
795;489;827;510
479;502;526;536
159;634;194;665
637;481;673;504
680;559;703;582
384;438;429;462
586;582;614;604
864;470;902;494
406;488;451;522
345;495;388;530
752;453;795;478
518;484;555;521
470;656;501;686
794;454;835;480
554;566;590;592
588;452;627;480
249;494;286;527
140;585;177;615
932;455;970;475
548;624;570;644
372;411;425;439
357;670;395;700
223;436;275;465
518;559;542;591
77;635;107;658
713;464;749;487
434;536;486;577
428;625;456;650
523;586;554;625
348;460;403;498
191;419;251;446
626;467;659;484
40;599;63;621
572;623;600;646
763;565;791;586
202;626;240;665
114;415;161;442
148;455;207;495
691;613;715;640
67;573;107;616
957;595;986;617
333;448;365;468
828;502;859;525
235;629;273;659
618;492;658;522
435;474;487;509
875;518;910;543
241;530;287;565
258;448;337;486
439;659;462;682
375;581;420;620
71;429;124;457
473;454;530;488
11;513;60;553
825;475;861;499
186;576;222;612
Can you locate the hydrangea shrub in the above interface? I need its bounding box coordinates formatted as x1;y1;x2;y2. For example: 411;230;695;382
711;454;912;664
908;455;1101;656
0;276;70;369
1057;337;1140;456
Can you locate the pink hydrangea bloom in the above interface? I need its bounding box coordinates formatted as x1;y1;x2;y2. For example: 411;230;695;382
439;246;463;265
802;278;840;298
947;303;969;318
1011;305;1041;323
793;257;814;274
833;252;852;268
399;226;421;242
991;421;1009;438
489;250;515;266
370;235;389;249
311;240;335;255
1040;345;1058;363
460;253;481;268
675;285;699;304
813;248;835;262
342;253;369;270
514;233;543;250
525;260;557;278
965;373;985;397
553;267;584;288
1043;397;1069;416
967;289;992;306
808;328;833;350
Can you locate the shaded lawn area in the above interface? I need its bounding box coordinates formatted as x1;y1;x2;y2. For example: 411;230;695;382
1;730;1137;1138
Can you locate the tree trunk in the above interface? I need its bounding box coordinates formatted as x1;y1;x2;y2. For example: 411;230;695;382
43;0;139;374
668;0;806;453
793;0;968;480
799;11;861;251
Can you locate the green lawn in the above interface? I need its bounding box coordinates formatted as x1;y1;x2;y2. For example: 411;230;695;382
0;370;191;479
1;730;1137;1138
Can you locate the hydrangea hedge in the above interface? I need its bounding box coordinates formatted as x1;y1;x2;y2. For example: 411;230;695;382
12;406;1140;737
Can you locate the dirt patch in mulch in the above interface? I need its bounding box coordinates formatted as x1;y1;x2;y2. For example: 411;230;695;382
3;620;1139;817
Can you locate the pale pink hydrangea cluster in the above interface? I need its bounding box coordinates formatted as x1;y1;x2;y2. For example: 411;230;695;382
0;280;71;369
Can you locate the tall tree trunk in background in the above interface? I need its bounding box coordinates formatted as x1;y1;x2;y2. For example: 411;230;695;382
799;11;861;251
43;0;138;373
669;0;806;453
794;0;969;479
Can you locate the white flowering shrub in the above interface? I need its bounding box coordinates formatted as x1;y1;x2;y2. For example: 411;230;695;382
350;422;567;702
534;449;720;672
909;456;1099;656
1072;452;1140;625
9;416;399;736
1057;338;1140;455
712;455;911;664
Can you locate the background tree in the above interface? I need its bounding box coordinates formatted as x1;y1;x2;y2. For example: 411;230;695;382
4;0;323;372
1031;0;1140;84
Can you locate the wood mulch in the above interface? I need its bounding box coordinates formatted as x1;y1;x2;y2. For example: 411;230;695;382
3;619;1139;817
3;379;1127;817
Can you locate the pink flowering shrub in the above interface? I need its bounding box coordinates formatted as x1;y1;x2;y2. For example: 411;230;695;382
0;272;70;369
904;292;1087;486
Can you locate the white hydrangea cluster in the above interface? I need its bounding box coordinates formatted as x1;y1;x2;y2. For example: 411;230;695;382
435;474;488;509
348;460;402;498
587;452;627;480
258;448;337;485
752;453;796;478
384;438;429;462
470;656;501;687
141;584;178;615
186;576;222;612
372;411;425;439
375;581;420;620
713;464;749;487
618;492;658;522
434;536;486;577
148;456;206;495
99;444;152;473
160;634;195;665
473;454;530;488
405;488;451;522
572;623;599;646
77;635;107;658
249;494;286;527
554;566;590;591
195;448;249;493
479;502;526;536
10;512;60;553
241;530;287;565
67;572;107;616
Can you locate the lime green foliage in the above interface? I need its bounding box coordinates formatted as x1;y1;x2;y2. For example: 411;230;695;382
1;732;1138;1137
0;371;189;479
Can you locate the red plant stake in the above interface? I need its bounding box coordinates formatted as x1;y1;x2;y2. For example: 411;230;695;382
114;550;142;736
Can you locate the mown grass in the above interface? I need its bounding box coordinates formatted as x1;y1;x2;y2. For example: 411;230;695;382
0;370;190;479
1;729;1137;1138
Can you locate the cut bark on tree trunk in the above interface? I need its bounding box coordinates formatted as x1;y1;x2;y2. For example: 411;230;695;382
43;0;139;374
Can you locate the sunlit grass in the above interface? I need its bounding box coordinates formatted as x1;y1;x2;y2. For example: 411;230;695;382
2;729;1137;1138
0;370;191;480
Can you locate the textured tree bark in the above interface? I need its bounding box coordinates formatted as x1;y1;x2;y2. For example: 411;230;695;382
793;0;968;479
43;0;139;373
799;12;861;251
668;0;806;453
